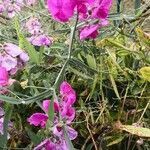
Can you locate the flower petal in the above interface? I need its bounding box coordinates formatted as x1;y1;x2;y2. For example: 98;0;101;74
27;113;48;128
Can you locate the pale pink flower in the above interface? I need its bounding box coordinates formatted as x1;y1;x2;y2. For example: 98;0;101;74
0;43;29;74
19;52;29;62
29;34;53;47
3;43;22;57
7;3;21;18
26;17;42;35
53;124;78;140
1;54;17;71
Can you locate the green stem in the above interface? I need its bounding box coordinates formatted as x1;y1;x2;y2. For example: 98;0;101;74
53;14;78;89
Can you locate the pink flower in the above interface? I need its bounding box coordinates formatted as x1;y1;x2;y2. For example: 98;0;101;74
0;67;9;86
47;0;76;22
29;34;53;47
79;24;99;40
27;113;48;128
60;81;76;105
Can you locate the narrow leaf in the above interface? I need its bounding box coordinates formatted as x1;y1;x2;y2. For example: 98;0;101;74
0;104;13;148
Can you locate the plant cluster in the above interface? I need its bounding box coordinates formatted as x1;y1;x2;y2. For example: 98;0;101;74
0;0;150;150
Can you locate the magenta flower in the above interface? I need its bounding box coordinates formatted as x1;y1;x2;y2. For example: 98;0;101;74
34;138;69;150
28;82;78;149
92;0;112;19
79;24;99;40
27;99;58;128
29;34;53;47
0;67;9;86
60;104;75;123
43;99;59;113
27;113;48;128
0;66;16;93
47;0;76;22
60;81;76;106
34;139;56;150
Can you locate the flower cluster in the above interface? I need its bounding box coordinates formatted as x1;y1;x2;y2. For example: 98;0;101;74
26;17;53;47
28;81;77;149
0;43;29;75
47;0;112;40
0;0;37;18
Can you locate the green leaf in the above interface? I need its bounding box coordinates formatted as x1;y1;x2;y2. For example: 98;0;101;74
109;72;121;100
0;88;53;105
120;125;150;138
139;67;150;82
0;94;21;104
107;136;125;147
46;98;54;128
14;17;40;64
39;46;44;63
26;128;42;145
86;54;97;69
0;104;13;148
